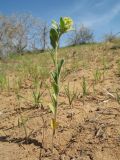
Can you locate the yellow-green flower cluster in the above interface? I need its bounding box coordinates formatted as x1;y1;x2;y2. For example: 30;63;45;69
62;17;73;32
50;17;73;49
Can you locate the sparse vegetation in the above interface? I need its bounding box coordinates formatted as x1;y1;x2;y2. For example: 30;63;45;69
17;94;29;142
117;59;120;76
32;81;43;108
64;82;78;107
82;76;87;96
93;68;102;84
0;72;7;90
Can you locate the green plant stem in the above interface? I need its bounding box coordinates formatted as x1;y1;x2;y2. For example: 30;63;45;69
53;45;58;136
55;45;58;68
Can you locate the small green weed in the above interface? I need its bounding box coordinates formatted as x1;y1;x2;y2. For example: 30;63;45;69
64;82;78;107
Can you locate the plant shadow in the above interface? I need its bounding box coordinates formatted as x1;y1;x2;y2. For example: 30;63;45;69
0;136;43;147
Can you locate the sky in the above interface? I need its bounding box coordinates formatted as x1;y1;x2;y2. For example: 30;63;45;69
0;0;120;43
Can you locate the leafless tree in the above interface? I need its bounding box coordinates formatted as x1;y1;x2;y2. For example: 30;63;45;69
104;32;120;42
0;15;13;57
0;13;49;57
34;21;49;52
68;24;94;46
0;13;41;56
40;22;49;51
9;13;38;53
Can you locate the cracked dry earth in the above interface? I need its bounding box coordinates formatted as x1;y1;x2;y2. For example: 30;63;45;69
0;45;120;160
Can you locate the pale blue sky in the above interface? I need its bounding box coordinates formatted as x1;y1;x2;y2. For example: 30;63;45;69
0;0;120;42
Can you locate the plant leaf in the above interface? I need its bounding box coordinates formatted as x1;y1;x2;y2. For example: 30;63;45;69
50;50;55;65
50;92;57;108
49;104;56;114
50;28;59;49
51;118;58;129
51;81;59;95
60;17;65;32
52;20;58;30
58;59;64;78
51;71;58;84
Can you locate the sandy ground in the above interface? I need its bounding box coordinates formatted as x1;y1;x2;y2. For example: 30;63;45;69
0;45;120;160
